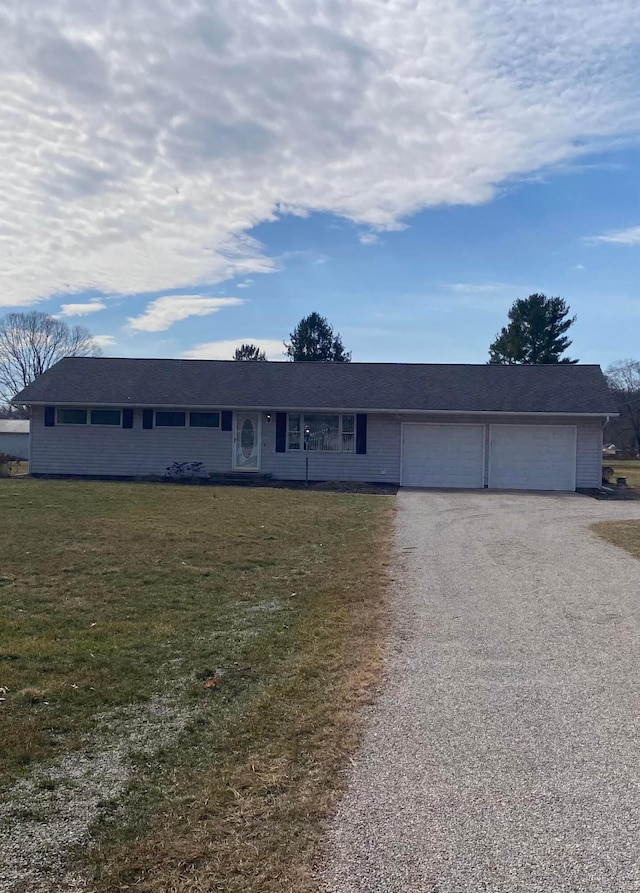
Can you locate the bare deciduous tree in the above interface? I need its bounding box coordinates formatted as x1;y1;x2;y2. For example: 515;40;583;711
0;311;102;408
606;359;640;454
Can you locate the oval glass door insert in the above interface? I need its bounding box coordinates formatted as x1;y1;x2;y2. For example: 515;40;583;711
241;418;255;458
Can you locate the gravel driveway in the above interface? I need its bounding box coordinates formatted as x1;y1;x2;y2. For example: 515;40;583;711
321;491;640;893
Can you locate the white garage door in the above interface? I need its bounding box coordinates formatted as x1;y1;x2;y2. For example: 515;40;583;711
489;425;577;491
401;424;485;488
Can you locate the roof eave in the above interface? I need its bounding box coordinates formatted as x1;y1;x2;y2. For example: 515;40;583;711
16;400;617;417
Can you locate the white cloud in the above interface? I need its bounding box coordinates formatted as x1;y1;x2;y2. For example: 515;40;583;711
590;225;640;245
182;338;286;361
59;301;106;316
445;283;506;293
92;334;116;348
128;296;243;333
236;279;253;288
359;232;379;245
0;0;639;306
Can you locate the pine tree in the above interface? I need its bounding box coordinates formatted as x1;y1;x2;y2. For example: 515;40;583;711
233;343;267;361
488;294;578;364
285;312;351;362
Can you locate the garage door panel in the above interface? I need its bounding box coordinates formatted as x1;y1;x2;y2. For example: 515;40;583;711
489;425;576;491
402;424;485;488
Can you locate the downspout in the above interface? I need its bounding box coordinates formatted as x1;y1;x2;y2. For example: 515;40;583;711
601;416;610;487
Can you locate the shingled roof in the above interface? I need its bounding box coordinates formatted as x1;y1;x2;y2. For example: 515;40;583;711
13;357;616;415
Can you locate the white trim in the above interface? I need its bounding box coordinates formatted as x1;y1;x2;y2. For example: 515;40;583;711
400;422;486;488
23;401;616;418
488;424;577;491
232;411;262;472
286;412;356;453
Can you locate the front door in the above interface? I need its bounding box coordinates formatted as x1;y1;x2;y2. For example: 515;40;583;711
233;412;261;471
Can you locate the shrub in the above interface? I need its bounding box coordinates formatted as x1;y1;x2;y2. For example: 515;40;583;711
602;465;615;485
164;461;207;481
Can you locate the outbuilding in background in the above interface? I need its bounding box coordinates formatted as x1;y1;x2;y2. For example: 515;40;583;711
0;420;29;460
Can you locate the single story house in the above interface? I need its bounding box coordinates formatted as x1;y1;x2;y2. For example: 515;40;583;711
0;419;30;460
13;358;615;491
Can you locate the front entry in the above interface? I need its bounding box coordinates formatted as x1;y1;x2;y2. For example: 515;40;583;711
233;412;262;471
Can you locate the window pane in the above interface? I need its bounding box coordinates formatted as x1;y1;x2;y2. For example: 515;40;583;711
190;412;220;428
90;409;121;426
288;414;301;432
288;433;300;450
58;409;87;425
342;433;355;452
155;411;186;427
342;415;355;434
305;414;339;451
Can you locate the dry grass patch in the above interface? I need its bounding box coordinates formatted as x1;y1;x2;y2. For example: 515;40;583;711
0;479;392;892
602;460;640;489
592;518;640;560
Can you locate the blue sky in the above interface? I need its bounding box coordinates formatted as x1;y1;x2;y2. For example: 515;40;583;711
1;0;639;368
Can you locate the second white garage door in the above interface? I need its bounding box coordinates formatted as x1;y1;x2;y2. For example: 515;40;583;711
401;424;485;488
489;425;577;491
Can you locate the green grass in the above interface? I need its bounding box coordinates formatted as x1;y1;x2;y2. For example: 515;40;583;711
602;459;640;489
0;479;392;892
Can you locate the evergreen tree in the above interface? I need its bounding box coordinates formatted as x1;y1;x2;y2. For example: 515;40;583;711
488;294;578;364
233;343;267;361
285;312;351;362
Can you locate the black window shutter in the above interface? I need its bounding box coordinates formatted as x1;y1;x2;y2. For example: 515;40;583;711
44;406;55;427
142;409;153;429
122;408;134;429
221;411;233;432
356;414;367;454
275;413;287;452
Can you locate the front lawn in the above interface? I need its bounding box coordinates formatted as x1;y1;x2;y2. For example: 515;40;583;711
0;479;392;892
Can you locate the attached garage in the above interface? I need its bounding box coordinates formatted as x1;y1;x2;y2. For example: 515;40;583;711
401;424;485;488
489;425;577;491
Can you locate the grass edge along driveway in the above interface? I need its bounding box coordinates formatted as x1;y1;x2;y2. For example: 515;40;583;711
0;479;393;893
592;517;640;560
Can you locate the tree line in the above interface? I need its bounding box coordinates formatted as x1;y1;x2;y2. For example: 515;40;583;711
238;294;578;366
2;299;639;454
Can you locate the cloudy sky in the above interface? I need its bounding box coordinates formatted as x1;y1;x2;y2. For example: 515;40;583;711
1;0;639;365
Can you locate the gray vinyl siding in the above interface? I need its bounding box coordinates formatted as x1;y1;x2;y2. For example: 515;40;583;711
29;407;604;488
575;419;604;487
262;414;399;483
29;407;233;477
